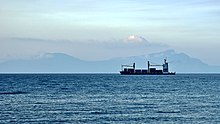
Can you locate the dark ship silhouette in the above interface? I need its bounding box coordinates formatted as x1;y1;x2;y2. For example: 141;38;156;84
120;59;175;75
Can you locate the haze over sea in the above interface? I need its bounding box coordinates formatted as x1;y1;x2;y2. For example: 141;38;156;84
0;74;219;123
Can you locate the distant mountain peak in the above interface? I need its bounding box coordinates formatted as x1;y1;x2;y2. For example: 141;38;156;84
154;49;175;55
148;49;176;58
35;53;79;60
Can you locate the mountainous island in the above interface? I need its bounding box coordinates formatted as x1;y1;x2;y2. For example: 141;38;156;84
0;50;219;73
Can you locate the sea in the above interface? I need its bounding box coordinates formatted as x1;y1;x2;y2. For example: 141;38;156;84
0;74;220;123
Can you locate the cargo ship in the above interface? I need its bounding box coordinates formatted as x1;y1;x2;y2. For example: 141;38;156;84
120;59;175;75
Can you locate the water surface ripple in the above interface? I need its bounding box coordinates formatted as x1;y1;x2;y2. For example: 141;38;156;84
0;74;220;123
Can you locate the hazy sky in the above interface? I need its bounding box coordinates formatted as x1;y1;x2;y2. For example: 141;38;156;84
0;0;220;65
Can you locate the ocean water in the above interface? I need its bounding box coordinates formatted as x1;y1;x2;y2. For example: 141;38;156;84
0;74;220;123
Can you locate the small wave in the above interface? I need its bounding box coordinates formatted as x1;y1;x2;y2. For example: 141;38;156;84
157;110;180;113
90;111;101;114
0;91;27;95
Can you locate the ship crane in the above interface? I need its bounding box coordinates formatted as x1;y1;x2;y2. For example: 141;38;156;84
121;63;135;70
147;59;168;73
149;64;162;66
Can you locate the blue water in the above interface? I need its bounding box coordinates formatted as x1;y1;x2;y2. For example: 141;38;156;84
0;74;220;123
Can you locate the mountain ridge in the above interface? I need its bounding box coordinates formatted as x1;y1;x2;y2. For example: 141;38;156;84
0;50;219;73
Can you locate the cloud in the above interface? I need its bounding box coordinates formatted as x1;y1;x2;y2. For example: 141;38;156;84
125;35;149;43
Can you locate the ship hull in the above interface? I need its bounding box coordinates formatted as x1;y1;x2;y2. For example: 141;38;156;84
120;71;175;75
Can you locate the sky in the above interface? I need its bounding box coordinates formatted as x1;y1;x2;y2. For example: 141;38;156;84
0;0;220;65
